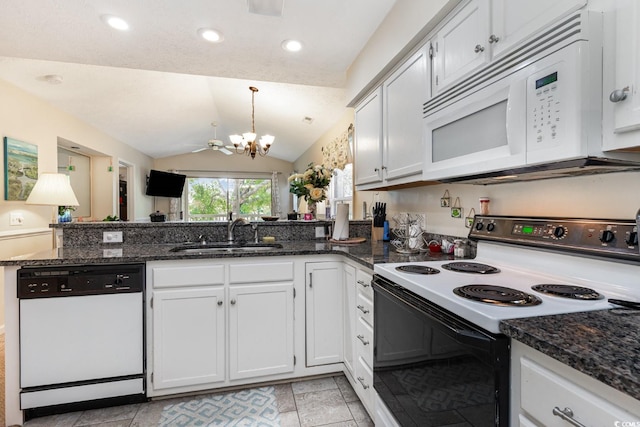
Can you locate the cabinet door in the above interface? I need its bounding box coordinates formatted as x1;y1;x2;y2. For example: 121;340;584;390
354;87;383;185
383;45;430;181
152;287;225;390
604;0;640;149
343;264;357;377
490;0;585;59
305;262;344;366
433;0;490;94
229;283;294;380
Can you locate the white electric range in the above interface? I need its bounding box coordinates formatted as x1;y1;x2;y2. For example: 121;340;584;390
372;215;639;427
374;215;640;334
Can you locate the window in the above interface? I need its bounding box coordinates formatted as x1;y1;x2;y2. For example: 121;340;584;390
329;163;353;218
185;175;272;221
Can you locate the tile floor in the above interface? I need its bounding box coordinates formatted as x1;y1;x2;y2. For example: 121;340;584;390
22;374;374;427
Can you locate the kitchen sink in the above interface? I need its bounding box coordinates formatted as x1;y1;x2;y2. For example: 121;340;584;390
170;242;283;254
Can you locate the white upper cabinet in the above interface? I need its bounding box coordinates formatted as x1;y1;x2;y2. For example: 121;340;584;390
603;0;640;150
354;87;383;186
433;0;490;94
383;45;430;182
354;45;429;189
491;0;586;58
432;0;586;95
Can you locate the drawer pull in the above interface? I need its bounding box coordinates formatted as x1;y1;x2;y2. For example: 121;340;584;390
357;376;370;389
357;334;370;345
553;407;586;427
357;280;370;288
357;305;370;314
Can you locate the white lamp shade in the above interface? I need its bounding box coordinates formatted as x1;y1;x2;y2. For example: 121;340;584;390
260;135;275;148
229;134;243;146
242;132;257;143
25;173;79;206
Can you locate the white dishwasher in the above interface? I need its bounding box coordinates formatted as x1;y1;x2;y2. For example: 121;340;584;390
18;263;146;420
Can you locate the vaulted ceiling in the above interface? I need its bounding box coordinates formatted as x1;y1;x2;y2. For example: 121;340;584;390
0;0;396;161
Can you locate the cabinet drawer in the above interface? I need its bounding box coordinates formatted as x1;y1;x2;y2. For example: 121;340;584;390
520;357;637;426
356;292;373;326
152;264;225;288
356;269;373;299
229;262;294;284
356;317;373;368
355;356;374;408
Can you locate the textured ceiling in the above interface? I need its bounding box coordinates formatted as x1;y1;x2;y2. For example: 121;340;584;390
0;0;396;162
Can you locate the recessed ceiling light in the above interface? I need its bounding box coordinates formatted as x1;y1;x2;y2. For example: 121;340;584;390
198;28;224;43
282;39;303;52
101;14;129;31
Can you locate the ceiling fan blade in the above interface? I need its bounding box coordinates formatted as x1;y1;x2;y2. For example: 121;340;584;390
192;147;208;153
219;147;233;155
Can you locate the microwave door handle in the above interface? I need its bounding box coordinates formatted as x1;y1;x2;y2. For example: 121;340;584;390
506;80;527;155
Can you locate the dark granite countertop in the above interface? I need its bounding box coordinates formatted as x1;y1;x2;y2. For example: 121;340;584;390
0;239;456;269
500;309;640;401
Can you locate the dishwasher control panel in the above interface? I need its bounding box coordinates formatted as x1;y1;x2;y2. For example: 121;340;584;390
18;263;144;298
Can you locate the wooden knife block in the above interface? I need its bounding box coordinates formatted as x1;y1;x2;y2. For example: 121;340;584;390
372;225;384;242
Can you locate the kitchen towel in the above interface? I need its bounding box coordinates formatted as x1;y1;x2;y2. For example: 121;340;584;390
332;203;350;240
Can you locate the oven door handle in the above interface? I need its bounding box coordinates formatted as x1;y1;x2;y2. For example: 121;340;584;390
453;327;491;347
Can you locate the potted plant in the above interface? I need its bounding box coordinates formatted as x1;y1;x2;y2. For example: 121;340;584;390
288;163;332;219
57;206;75;223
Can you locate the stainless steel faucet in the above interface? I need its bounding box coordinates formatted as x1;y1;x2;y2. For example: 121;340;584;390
228;218;248;242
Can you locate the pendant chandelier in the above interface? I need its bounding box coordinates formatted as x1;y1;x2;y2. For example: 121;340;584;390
229;86;274;159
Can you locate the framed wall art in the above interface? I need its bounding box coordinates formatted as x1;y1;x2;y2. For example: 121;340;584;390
4;136;38;201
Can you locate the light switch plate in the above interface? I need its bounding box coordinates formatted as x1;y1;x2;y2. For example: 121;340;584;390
10;212;24;226
103;231;123;243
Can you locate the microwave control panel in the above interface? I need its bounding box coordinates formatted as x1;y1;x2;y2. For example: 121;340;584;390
529;70;561;147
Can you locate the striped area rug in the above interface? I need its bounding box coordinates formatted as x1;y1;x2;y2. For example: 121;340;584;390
159;386;280;426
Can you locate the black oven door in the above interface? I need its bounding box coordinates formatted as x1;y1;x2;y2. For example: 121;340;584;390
373;274;509;427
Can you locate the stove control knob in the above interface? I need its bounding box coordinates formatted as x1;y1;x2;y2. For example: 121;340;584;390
553;226;566;239
626;231;638;246
600;230;615;243
475;222;484;231
486;223;496;232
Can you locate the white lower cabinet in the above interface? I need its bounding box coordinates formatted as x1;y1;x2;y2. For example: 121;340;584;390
152;286;226;390
343;264;357;376
147;259;297;396
511;340;640;426
305;261;344;366
229;282;294;380
343;264;375;416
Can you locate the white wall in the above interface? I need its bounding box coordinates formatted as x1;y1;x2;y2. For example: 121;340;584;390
0;78;155;230
363;172;640;238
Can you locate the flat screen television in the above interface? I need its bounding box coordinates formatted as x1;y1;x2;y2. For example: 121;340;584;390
145;170;186;198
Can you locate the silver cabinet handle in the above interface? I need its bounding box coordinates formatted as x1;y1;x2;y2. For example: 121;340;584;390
357;376;370;389
488;34;500;44
357;305;370;314
474;44;485;53
230;299;236;305
374;167;380;172
357;280;370;288
609;86;629;103
553;407;587;427
357;335;369;345
309;272;313;288
217;300;223;306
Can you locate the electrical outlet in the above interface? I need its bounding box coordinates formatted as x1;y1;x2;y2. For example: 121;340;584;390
103;231;123;243
10;212;24;226
103;248;123;257
315;226;326;238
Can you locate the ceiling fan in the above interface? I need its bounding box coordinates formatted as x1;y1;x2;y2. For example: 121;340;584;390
192;123;233;155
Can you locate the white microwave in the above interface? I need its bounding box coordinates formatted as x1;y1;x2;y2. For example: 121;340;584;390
421;12;619;183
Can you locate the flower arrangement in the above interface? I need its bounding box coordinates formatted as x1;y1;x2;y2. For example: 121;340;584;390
288;163;332;203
